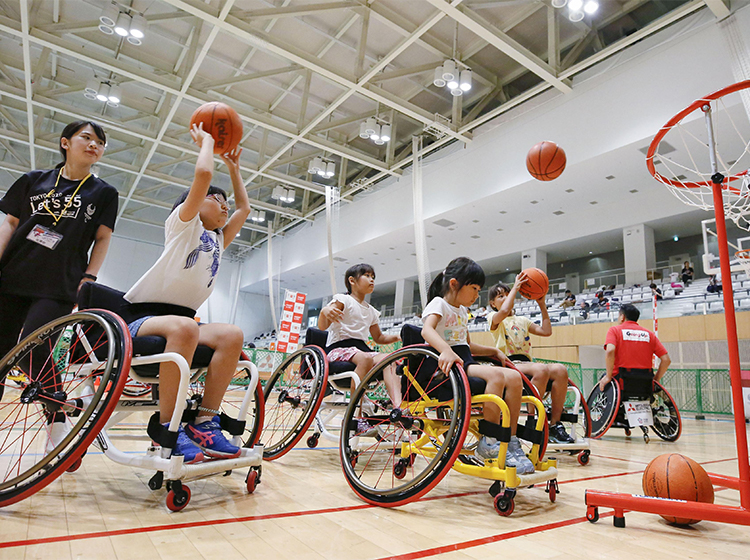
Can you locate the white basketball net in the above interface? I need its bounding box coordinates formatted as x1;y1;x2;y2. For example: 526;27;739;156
649;88;750;230
650;16;750;230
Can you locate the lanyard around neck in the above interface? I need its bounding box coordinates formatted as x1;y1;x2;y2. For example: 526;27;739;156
43;167;91;225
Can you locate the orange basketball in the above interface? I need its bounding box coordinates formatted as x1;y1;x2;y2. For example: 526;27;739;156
518;267;549;300
526;141;566;181
190;102;243;154
642;453;714;525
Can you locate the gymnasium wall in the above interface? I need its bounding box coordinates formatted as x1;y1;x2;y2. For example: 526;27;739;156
470;311;750;369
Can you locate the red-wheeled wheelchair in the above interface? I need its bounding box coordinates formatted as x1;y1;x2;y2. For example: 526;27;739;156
258;327;363;460
339;325;559;515
0;283;264;511
586;368;681;443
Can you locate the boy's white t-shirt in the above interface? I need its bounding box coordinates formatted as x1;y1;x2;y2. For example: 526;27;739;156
325;293;380;346
422;297;468;346
125;208;224;311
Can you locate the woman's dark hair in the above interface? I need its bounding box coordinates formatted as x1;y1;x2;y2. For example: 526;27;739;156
171;186;228;213
487;282;511;310
619;303;640;322
59;120;107;164
427;257;485;302
344;263;375;294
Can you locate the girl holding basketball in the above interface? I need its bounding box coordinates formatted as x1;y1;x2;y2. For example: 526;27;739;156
421;257;534;473
486;277;574;444
123;123;251;463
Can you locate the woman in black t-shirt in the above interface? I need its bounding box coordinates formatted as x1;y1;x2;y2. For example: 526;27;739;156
0;121;118;403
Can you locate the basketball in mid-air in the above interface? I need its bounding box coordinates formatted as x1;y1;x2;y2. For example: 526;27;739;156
526;141;566;181
642;453;714;525
518;268;549;300
190;102;243;154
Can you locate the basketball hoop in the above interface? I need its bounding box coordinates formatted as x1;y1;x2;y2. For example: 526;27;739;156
647;80;750;229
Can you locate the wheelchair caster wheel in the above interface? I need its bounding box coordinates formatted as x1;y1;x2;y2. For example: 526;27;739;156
546;480;558;503
66;457;83;473
394;460;407;480
577;450;590;466
166;485;191;512
624;428;632;437
224;470;233;477
586;506;599;523
643;434;650;443
246;470;259;494
493;494;515;516
307;434;320;448
148;471;164;491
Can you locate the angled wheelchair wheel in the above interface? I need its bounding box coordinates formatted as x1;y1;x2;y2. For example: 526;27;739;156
340;346;471;507
0;309;131;507
261;346;328;460
587;380;620;439
565;379;592;441
650;381;682;442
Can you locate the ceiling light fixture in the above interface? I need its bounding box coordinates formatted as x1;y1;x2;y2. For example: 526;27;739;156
434;59;472;96
95;83;110;102
359;117;391;144
551;0;567;7
250;209;266;222
583;0;599;14
84;80;123;106
99;3;147;45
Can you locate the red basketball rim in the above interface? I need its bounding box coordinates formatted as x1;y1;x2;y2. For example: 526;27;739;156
646;79;750;189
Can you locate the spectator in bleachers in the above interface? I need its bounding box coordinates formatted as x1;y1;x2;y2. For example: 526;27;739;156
707;274;722;295
650;283;663;301
681;261;694;285
560;289;577;309
579;300;590;319
591;291;609;311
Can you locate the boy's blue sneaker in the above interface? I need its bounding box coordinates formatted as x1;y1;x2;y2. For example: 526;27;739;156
185;416;241;459
172;426;204;464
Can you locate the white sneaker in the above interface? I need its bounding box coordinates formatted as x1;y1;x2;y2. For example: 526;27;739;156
508;436;535;474
361;399;377;416
45;419;71;454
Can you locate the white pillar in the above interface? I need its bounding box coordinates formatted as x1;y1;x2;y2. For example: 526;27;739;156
623;224;656;285
394;278;415;316
521;248;547;273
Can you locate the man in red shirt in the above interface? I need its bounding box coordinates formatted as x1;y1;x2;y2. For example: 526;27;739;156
599;304;671;391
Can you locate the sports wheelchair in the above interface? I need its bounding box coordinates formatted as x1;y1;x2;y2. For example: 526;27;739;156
586;368;682;443
0;283;264;511
258;327;361;460
339;325;559;516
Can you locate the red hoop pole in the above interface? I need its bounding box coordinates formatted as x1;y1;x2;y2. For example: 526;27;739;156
711;179;750;509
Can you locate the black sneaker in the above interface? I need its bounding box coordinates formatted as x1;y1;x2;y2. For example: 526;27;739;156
549;422;575;444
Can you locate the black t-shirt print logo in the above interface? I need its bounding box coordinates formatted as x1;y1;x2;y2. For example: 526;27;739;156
85;203;96;222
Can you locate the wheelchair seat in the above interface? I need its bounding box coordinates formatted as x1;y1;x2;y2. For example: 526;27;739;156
78;282;215;375
400;324;487;396
305;327;356;375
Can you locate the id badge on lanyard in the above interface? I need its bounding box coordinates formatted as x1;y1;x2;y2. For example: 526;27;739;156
26;224;63;250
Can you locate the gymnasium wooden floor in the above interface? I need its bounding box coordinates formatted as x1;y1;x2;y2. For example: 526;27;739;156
0;417;748;560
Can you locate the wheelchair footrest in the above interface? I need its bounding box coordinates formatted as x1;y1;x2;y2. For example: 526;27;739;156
478;419;511;442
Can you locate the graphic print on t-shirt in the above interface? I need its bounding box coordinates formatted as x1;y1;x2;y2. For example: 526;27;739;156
443;310;466;343
623;329;650;342
29;191;82;220
184;231;220;287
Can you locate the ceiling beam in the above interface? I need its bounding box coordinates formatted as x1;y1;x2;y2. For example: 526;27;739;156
423;0;572;94
160;0;472;144
19;0;35;168
704;0;730;19
234;1;360;21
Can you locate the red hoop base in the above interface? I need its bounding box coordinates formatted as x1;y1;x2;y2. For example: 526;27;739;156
585;477;750;527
